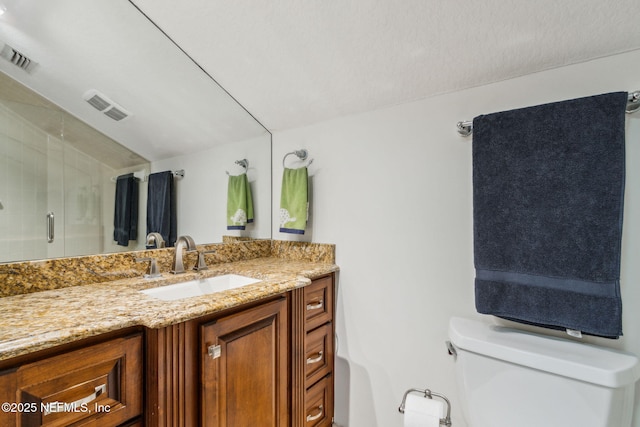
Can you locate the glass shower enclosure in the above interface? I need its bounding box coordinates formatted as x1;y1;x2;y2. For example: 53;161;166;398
0;76;149;263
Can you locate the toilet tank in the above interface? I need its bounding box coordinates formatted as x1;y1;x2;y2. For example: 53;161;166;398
448;317;640;427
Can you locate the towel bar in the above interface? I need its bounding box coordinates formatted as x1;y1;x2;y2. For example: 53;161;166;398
398;387;452;426
110;169;184;182
457;90;640;136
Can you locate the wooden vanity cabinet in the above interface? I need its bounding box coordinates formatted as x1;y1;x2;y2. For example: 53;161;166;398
0;273;336;426
146;272;336;426
0;332;143;427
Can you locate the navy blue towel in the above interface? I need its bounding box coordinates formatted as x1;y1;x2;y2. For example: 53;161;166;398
473;92;627;338
113;173;139;246
147;171;177;247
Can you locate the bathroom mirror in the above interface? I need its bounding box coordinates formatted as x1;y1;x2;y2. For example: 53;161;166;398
0;0;272;263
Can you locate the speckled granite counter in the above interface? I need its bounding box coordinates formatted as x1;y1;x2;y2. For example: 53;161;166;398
0;241;338;362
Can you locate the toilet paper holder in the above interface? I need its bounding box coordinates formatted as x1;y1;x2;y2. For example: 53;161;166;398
398;388;452;426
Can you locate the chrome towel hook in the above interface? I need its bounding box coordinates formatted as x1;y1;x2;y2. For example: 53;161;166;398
283;149;314;169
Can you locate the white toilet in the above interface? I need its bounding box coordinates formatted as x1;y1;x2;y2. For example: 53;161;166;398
448;317;640;427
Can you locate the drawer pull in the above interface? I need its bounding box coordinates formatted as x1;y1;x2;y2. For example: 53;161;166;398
306;300;324;311
306;350;324;365
44;384;106;415
306;404;323;422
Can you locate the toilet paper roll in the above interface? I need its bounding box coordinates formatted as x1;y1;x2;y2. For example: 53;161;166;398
403;394;444;427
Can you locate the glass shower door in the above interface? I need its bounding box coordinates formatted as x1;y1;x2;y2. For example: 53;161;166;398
0;101;65;262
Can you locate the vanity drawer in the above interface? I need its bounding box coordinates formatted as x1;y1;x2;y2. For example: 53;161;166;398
2;333;143;427
304;374;333;427
304;275;333;332
304;323;333;388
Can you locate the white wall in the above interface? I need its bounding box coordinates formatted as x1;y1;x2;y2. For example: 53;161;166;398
272;49;640;427
151;134;272;244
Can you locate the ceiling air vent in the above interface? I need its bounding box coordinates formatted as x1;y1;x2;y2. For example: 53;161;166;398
0;42;37;73
104;106;129;121
85;92;111;111
82;89;131;121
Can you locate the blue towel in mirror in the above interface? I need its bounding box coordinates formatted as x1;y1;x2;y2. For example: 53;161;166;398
113;173;138;246
147;171;177;247
473;92;627;338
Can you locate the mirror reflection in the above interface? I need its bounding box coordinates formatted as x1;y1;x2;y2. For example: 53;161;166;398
0;72;150;262
0;0;272;264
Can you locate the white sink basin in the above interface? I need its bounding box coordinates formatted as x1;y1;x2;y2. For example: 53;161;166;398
140;274;262;301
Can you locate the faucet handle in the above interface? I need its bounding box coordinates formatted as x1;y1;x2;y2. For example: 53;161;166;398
193;250;216;271
136;257;161;278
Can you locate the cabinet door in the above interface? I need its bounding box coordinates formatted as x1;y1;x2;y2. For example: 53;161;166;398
201;298;288;427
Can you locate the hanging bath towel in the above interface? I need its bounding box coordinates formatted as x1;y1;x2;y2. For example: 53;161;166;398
473;92;627;338
113;173;138;246
227;173;254;230
147;171;177;247
279;167;308;234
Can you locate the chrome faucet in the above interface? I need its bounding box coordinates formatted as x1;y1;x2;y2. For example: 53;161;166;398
146;232;165;248
171;235;196;274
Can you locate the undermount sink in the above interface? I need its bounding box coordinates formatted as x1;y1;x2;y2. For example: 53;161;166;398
140;274;262;301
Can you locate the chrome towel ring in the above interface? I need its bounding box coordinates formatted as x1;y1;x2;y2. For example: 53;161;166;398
283;149;314;168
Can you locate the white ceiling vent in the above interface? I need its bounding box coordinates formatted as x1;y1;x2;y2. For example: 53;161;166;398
0;42;37;73
82;89;131;121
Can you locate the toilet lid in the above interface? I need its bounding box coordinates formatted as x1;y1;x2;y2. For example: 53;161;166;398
449;317;640;388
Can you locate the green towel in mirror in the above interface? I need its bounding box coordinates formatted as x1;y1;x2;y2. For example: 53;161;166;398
227;173;254;230
279;167;308;234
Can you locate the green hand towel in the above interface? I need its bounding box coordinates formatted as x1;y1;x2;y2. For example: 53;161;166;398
227;173;254;230
279;167;308;234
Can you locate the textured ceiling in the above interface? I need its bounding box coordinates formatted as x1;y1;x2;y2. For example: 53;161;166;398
1;1;639;162
132;0;640;131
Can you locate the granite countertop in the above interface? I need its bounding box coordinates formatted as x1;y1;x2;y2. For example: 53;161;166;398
0;257;338;362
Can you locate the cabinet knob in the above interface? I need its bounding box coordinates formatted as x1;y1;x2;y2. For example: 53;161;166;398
208;344;221;359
